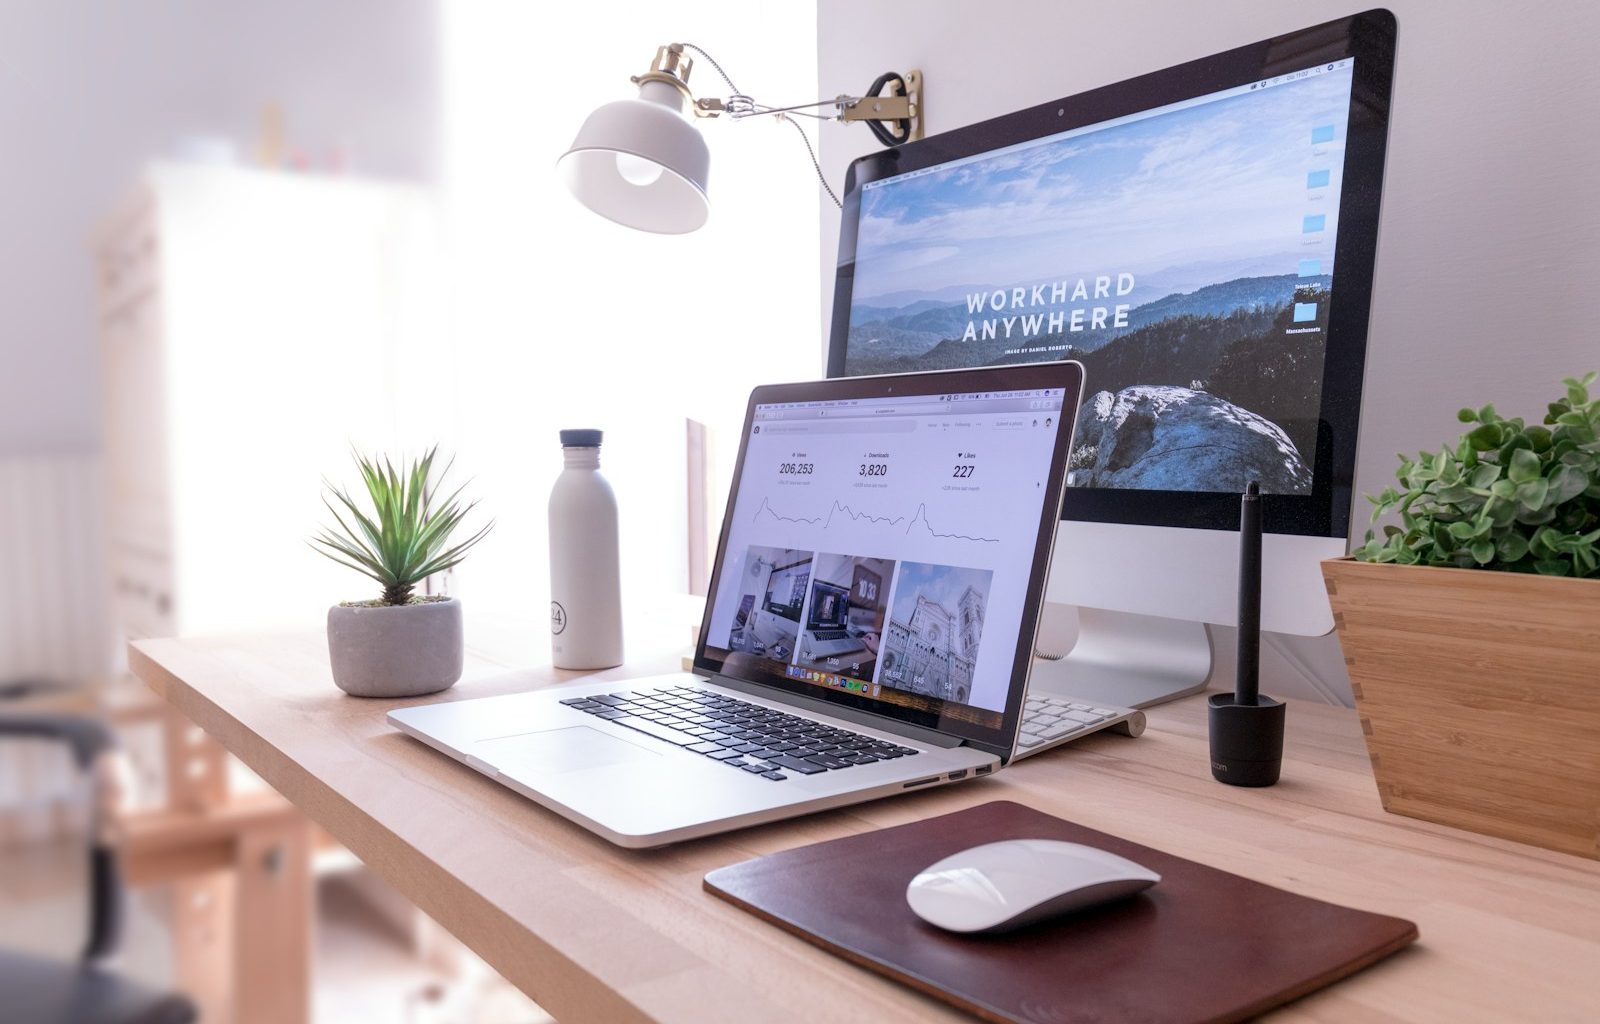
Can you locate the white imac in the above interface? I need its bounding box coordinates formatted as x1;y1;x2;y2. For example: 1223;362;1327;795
825;11;1397;707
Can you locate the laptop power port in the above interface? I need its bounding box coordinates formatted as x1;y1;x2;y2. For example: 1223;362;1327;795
902;777;940;789
947;769;969;781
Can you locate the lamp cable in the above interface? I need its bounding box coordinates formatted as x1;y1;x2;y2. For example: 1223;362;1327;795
778;113;843;209
680;42;742;95
680;42;844;209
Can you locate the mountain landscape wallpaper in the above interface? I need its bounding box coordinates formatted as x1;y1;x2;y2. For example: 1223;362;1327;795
842;65;1355;495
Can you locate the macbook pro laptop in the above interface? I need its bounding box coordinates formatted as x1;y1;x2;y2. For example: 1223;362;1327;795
389;364;1144;847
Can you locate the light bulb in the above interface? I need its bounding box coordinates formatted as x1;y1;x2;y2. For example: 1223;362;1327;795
615;152;665;187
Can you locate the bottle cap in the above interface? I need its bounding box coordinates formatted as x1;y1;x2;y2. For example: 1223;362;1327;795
559;429;603;447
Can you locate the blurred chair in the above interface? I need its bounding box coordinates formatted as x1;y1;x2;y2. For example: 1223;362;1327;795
0;712;197;1024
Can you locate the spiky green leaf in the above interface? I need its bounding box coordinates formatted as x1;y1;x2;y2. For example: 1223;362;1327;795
309;448;494;604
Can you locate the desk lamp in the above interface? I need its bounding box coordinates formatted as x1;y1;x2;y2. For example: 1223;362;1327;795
558;43;923;233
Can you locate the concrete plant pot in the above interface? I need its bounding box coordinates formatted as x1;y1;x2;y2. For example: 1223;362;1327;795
327;597;463;698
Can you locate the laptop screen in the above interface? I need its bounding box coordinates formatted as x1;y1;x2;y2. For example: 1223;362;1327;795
696;365;1083;753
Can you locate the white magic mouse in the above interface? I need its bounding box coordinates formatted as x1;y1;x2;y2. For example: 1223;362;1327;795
905;839;1161;934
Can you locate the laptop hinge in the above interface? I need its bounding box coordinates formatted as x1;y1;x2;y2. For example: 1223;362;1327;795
708;674;964;749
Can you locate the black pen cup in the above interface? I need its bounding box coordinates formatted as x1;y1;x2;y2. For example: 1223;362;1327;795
1208;693;1285;787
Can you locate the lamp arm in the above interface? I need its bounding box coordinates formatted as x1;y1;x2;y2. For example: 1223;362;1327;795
672;42;922;142
629;42;921;211
710;98;849;119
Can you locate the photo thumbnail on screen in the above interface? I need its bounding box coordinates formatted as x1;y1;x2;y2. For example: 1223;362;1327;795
724;546;812;666
797;553;895;687
878;561;993;706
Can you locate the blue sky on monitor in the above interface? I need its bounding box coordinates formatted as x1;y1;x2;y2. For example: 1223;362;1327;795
852;67;1353;305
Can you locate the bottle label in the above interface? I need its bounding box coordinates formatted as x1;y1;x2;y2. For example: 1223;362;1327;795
550;601;568;635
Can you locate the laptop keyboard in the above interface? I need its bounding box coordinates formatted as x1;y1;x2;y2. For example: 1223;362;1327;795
561;685;919;781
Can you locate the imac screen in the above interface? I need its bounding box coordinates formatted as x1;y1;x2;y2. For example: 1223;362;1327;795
841;61;1357;497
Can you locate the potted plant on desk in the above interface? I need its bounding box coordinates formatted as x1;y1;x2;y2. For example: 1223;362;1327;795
1322;373;1600;860
312;448;493;698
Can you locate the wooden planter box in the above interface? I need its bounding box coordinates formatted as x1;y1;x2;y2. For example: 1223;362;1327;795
1322;558;1600;860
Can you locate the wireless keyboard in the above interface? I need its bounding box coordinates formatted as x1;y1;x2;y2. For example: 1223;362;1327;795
1014;692;1144;758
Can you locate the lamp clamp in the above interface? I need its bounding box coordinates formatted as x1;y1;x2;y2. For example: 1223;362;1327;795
632;43;922;142
838;69;922;143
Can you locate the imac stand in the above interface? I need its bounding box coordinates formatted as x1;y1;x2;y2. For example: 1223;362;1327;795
1028;605;1212;709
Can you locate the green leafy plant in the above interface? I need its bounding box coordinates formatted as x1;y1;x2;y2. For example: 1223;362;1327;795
1355;373;1600;577
312;448;493;605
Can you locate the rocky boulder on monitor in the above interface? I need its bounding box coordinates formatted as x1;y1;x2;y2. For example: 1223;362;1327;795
1067;385;1311;493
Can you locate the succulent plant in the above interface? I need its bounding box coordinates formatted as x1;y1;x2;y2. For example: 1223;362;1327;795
1355;373;1600;577
312;448;493;605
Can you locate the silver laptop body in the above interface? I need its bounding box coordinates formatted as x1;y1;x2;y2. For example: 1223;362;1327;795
391;364;1102;848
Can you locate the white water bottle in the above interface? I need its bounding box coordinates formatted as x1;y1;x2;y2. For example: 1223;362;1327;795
548;429;624;669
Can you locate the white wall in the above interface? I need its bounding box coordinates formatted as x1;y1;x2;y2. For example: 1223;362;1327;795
818;0;1600;702
0;1;820;666
0;2;439;679
0;0;440;457
441;2;820;624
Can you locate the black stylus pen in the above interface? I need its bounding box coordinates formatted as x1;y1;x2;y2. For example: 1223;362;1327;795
1236;481;1262;707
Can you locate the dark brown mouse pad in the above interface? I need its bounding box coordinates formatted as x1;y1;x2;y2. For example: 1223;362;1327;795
703;801;1417;1024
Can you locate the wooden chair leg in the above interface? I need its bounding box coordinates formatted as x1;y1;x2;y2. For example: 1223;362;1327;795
161;707;228;811
233;816;313;1024
171;872;234;1023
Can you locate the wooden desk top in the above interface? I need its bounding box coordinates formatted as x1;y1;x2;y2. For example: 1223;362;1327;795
131;625;1600;1024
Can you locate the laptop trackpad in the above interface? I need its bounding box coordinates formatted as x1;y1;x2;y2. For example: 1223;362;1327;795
475;726;661;776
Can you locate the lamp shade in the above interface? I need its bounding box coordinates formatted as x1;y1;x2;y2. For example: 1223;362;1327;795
558;80;710;234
